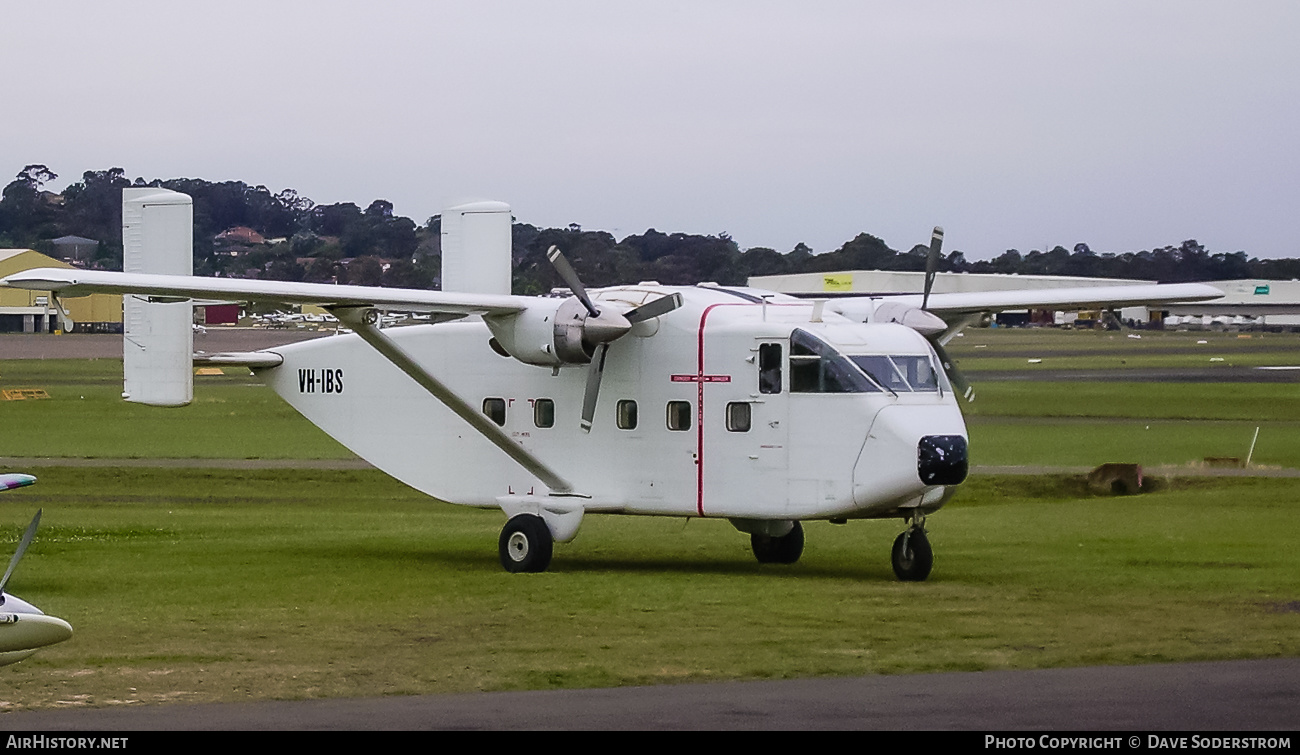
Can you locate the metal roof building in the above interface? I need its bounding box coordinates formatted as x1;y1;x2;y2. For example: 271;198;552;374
0;250;122;333
748;270;1300;327
747;269;1152;297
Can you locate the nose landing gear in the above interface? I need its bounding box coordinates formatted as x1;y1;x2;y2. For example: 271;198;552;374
892;514;932;581
752;521;804;564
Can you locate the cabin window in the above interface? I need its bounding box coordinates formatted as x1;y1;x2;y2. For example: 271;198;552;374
666;401;692;431
483;398;506;426
726;402;751;432
617;400;638;430
789;329;881;394
758;343;782;394
533;399;555;428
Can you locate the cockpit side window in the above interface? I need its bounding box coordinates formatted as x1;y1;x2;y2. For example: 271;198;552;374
758;343;782;394
789;329;880;394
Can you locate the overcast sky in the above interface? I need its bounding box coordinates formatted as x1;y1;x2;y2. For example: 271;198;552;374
5;1;1298;260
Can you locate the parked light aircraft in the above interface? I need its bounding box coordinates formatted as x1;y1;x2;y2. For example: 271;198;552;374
1;190;1222;579
0;475;74;666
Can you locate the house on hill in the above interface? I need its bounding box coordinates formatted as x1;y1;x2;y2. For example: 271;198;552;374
215;226;265;245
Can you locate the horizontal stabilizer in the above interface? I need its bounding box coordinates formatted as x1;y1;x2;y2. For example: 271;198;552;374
193;352;285;368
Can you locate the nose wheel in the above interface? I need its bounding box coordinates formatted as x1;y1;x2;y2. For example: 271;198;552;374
751;521;804;564
891;519;932;581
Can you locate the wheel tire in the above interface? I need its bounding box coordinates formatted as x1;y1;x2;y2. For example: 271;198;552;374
751;521;804;565
891;528;933;581
499;514;554;573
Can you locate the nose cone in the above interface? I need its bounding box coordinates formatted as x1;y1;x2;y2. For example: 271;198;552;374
918;435;968;485
854;404;968;513
0;612;74;654
583;309;632;346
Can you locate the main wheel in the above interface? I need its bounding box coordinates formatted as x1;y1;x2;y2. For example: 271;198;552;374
751;521;804;564
499;514;554;573
891;528;933;581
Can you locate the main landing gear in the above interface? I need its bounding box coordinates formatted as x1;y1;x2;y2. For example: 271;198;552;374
751;521;804;564
499;514;553;573
891;515;933;582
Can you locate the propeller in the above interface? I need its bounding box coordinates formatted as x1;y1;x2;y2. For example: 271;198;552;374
931;339;974;402
0;510;42;605
919;227;974;402
922;227;942;311
547;246;600;318
547;247;684;431
580;344;610;433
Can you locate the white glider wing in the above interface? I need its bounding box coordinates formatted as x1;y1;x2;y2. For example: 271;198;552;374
0;268;531;317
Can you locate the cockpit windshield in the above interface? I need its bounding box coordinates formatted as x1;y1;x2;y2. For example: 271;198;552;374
789;329;944;395
849;355;941;393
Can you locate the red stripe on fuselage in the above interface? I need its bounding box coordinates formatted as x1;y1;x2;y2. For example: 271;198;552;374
694;303;749;516
692;299;809;516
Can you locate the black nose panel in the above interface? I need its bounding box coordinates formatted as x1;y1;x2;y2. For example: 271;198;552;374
918;435;968;485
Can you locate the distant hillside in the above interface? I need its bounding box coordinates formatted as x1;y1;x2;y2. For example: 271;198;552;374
4;164;1297;290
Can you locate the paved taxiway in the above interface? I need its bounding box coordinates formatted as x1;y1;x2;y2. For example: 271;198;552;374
2;658;1296;730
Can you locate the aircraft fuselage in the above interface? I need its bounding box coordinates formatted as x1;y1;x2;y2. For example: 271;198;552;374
258;285;968;522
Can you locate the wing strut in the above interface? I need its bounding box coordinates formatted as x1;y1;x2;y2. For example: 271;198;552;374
329;306;576;496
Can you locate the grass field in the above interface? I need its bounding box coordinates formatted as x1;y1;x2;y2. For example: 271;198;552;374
0;359;351;459
3;357;1299;467
0;330;1297;711
2;468;1297;711
946;328;1300;373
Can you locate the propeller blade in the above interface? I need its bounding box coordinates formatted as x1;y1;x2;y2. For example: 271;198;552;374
580;343;609;433
546;246;599;318
623;292;683;324
923;226;943;311
931;339;974;403
0;509;42;596
1101;308;1126;331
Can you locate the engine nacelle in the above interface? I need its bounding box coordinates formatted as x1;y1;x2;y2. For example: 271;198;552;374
831;299;947;338
485;296;629;367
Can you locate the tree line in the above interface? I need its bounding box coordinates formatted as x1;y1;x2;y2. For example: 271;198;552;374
3;164;1297;292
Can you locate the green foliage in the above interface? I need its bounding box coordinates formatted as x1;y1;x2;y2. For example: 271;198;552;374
7;163;1296;296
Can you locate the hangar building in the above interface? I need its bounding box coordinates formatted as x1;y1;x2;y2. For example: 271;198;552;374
747;270;1300;328
0;250;123;333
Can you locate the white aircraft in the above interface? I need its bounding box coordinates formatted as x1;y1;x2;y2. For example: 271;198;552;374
0;475;75;666
0;190;1222;579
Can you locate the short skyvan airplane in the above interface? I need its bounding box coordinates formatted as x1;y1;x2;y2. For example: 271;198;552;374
1;190;1221;579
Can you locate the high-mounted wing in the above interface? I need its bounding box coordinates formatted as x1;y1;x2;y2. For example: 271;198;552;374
829;283;1223;326
884;282;1225;318
1;268;531;318
826;277;1224;403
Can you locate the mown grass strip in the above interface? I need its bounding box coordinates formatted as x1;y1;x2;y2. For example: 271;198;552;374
0;468;1295;710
